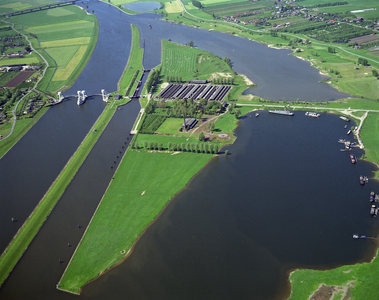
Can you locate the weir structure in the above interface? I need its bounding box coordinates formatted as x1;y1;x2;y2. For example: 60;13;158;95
77;90;86;105
101;89;109;102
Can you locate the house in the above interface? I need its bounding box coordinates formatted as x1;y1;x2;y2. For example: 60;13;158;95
114;94;121;100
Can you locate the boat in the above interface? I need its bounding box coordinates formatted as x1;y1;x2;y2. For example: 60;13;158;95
353;234;359;239
370;205;376;216
370;191;375;203
344;125;347;129
268;110;294;116
340;116;350;122
360;175;365;185
350;154;356;164
305;111;320;118
255;113;259;117
347;130;351;135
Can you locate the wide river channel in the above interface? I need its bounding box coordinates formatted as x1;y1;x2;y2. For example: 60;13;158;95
0;1;378;299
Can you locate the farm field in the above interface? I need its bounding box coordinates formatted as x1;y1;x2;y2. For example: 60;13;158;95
203;0;272;17
4;71;34;87
0;0;57;14
161;40;235;82
155;118;184;134
7;5;98;93
164;0;183;14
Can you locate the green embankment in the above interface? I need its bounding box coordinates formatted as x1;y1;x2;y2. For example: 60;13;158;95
0;102;121;288
117;24;144;93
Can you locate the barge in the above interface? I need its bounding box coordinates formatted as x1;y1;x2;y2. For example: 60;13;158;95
340;116;350;122
305;111;320;118
268;110;294;116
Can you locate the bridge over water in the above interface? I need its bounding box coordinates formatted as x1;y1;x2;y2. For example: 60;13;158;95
0;0;79;17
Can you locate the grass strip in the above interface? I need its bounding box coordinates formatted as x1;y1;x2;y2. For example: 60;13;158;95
0;101;119;288
117;24;144;92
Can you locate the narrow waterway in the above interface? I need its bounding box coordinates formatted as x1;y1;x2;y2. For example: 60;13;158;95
0;1;375;299
0;98;141;300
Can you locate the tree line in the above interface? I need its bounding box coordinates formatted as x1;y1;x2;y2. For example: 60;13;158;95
135;140;219;154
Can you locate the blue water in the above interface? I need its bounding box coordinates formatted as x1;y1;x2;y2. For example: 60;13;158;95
123;1;161;12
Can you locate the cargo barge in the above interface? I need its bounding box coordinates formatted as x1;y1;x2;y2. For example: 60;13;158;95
305;111;320;118
268;110;294;116
340;116;350;122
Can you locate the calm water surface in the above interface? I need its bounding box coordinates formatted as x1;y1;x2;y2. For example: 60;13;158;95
123;2;161;12
0;1;377;300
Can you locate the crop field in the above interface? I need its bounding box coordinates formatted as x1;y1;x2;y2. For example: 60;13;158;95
4;71;34;87
40;37;91;48
27;20;94;36
8;6;98;93
165;0;183;14
162;41;198;78
46;46;79;69
203;1;272;17
161;40;234;82
53;45;88;81
0;0;56;14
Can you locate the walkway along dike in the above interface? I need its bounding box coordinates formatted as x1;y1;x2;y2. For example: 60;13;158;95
0;98;140;288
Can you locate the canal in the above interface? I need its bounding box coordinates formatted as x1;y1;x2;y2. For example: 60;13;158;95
0;1;376;299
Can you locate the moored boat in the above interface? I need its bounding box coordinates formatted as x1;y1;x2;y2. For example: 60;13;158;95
370;205;377;216
350;154;356;164
305;111;320;118
347;130;351;135
340;116;350;122
268;110;294;116
360;175;365;185
370;191;375;203
255;112;259;117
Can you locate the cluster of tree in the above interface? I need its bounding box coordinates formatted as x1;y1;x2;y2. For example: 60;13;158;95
372;70;379;79
309;1;348;7
223;56;232;68
192;0;203;9
270;30;278;37
166;75;182;83
145;67;161;93
186;40;194;47
0;89;22;115
139;114;167;134
358;57;368;66
136;140;219;154
328;47;336;53
0;26;11;32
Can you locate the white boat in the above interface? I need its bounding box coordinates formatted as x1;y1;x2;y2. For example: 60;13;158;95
305;111;320;118
347;130;351;135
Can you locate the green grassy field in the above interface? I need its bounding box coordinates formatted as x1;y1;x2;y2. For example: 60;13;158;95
117;24;144;94
58;149;214;293
288;248;379;299
0;0;57;14
155;117;183;134
161;39;235;82
8;5;98;94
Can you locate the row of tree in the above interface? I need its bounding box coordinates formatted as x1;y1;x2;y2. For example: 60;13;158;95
192;0;203;9
145;67;161;93
136;141;219;154
358;57;369;66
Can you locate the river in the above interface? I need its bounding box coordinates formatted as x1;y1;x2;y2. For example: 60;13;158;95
0;1;376;299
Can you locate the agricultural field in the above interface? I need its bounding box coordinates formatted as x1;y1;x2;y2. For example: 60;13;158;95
161;40;235;82
164;0;183;14
0;0;57;14
6;5;98;93
203;0;272;17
